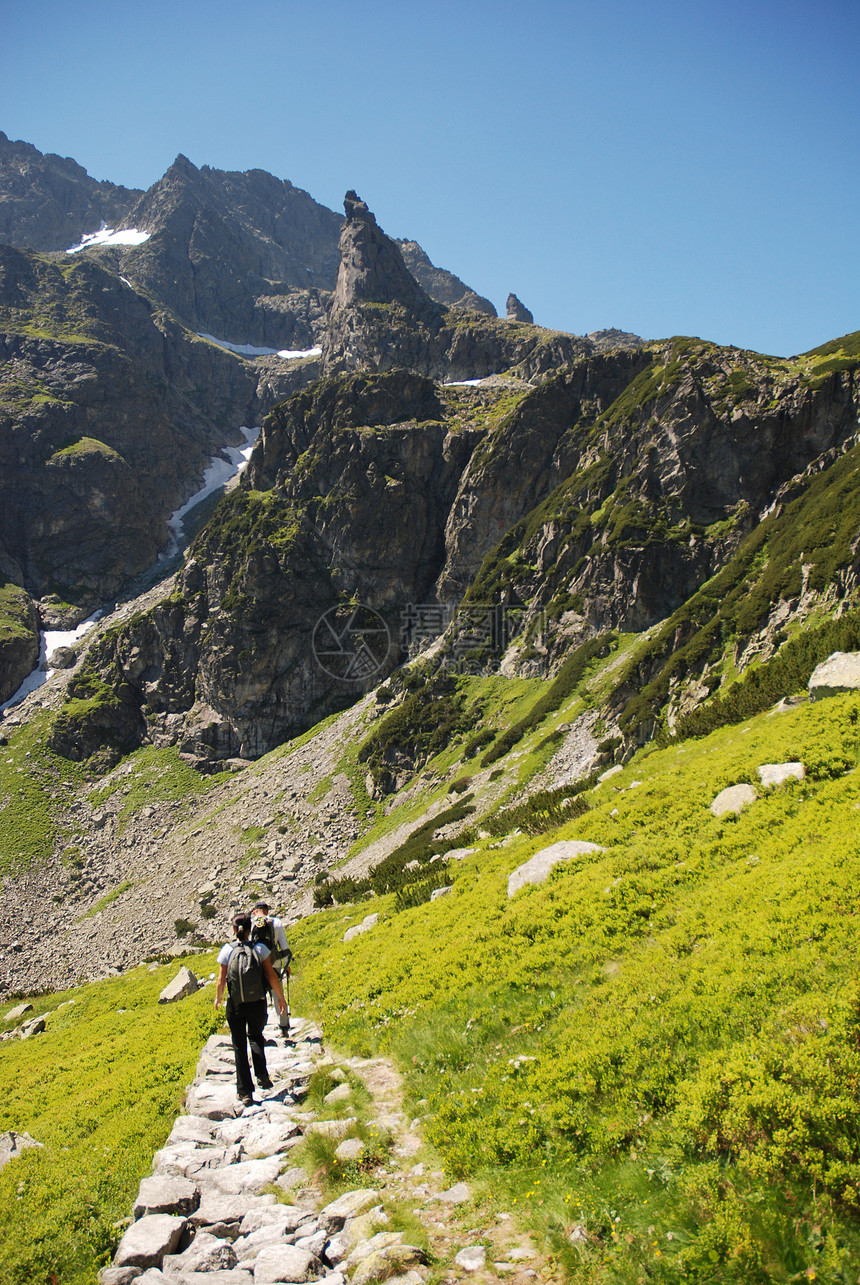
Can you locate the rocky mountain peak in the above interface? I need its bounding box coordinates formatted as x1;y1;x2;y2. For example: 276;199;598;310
330;191;433;314
167;153;200;179
507;292;534;323
0;131;142;251
343;189;376;224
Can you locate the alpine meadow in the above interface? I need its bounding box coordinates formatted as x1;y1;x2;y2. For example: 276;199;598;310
0;128;859;1285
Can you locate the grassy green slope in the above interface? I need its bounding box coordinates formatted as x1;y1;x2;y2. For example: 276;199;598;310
0;957;220;1285
292;690;860;1283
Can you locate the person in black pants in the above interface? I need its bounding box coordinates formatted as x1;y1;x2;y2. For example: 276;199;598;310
214;913;288;1106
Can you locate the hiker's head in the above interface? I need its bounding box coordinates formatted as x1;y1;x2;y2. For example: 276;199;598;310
253;902;269;916
232;913;252;941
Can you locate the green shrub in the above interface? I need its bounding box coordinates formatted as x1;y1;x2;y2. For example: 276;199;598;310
481;634;615;766
0;961;220;1284
292;692;860;1281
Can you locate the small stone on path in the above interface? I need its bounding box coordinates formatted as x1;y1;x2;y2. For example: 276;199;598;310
439;1180;471;1204
455;1244;487;1271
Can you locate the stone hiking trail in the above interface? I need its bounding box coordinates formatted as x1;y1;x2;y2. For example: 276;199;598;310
100;1007;553;1285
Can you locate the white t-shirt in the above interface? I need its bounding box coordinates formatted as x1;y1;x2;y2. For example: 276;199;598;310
217;940;271;967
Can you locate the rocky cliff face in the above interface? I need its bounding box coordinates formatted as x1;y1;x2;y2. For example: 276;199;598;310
323;193;593;381
461;339;860;655
100;155;343;347
0;582;39;698
0;246;261;616
55;333;860;768
397;240;496;316
0;139;512;708
0;131;142;251
4;133;859;788
506;293;534;323
0;136;498;351
58;370;487;763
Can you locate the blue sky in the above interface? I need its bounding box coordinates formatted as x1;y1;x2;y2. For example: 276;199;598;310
1;0;857;356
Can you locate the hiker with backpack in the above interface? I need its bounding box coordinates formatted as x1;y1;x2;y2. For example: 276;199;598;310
251;902;293;1038
214;912;288;1107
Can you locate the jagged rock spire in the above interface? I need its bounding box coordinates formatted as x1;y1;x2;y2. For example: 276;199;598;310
330;191;431;313
506;293;534;324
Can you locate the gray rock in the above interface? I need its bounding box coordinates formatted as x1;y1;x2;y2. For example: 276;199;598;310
455;1245;487;1271
275;1166;309;1193
758;761;805;788
341;1209;388;1250
351;1244;427;1285
239;1205;308;1237
208;1156;283;1195
439;1181;471;1204
185;1083;240;1120
323;1083;352;1105
252;1244;320;1282
190;1191;277;1231
98;1268;143;1285
294;1228;329;1257
809;651;860;700
343;913;378;943
162;1230;237;1274
506;293;534;324
344;1231;403;1267
508;840;605;898
234;1220;297;1263
220;1118;301;1157
318;1188;381;1233
168;1115;219;1146
598;764;623;782
19;1015;47;1038
114;1214;186;1269
324;1234;349;1265
430;886;453;900
710;784;757;817
164;1274;252;1284
4;1002;33;1021
48;644;77;669
0;1129;43;1169
334;1137;365;1163
153;1142;242;1179
303;1117;356;1140
158;966;200;1004
133;1175;199;1218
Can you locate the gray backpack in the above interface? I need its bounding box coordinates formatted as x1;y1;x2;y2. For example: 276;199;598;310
226;942;266;1004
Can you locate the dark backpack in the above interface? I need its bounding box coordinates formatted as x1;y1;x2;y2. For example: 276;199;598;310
252;915;293;969
226;942;266;1005
251;915;276;957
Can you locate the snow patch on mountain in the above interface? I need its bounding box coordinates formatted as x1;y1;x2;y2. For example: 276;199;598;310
66;226;151;253
1;615;100;712
161;426;260;558
198;333;322;360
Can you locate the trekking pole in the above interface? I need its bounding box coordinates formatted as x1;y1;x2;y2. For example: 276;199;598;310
285;970;291;1037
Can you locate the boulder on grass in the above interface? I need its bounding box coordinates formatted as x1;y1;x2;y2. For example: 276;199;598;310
0;1130;43;1170
508;840;605;898
158;967;199;1004
758;762;805;788
808;651;860;700
710;784;757;817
